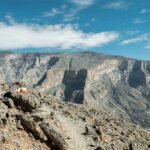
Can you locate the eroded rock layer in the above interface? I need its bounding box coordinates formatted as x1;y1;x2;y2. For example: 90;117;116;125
0;52;150;128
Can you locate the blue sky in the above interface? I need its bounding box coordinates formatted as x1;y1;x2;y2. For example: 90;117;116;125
0;0;150;60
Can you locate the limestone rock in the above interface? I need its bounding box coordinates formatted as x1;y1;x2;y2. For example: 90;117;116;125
0;52;150;128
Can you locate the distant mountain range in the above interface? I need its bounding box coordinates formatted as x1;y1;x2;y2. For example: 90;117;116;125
0;51;150;128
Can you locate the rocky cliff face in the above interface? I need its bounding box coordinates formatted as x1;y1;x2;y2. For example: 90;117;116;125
0;52;150;128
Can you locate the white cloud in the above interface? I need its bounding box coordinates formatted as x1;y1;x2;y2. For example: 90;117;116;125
121;34;148;45
63;9;80;22
104;1;128;10
126;30;140;35
85;23;90;27
4;14;15;24
61;5;67;9
0;23;119;50
71;0;95;7
133;18;147;24
91;17;96;22
145;44;150;49
43;6;78;22
140;9;150;14
44;8;64;17
63;0;95;22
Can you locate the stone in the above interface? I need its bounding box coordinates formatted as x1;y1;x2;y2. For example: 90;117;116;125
102;133;112;143
0;101;8;119
4;91;40;112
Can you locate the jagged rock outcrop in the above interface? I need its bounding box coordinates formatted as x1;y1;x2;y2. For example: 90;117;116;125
0;52;150;128
0;83;150;150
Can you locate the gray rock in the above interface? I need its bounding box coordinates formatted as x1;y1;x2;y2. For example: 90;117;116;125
2;97;15;108
0;101;8;119
0;52;150;128
4;91;41;112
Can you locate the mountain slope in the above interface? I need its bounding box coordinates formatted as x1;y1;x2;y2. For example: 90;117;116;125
0;52;150;128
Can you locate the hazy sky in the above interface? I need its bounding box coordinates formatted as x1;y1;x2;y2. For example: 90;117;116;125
0;0;150;60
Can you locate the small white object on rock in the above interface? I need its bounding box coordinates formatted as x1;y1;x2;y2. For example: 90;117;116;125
16;87;28;94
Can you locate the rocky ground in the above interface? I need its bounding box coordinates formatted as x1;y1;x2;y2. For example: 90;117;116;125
0;82;150;150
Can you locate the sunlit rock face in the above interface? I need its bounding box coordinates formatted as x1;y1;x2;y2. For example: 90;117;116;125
0;51;150;128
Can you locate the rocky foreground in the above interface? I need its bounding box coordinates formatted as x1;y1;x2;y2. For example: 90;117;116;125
0;82;150;150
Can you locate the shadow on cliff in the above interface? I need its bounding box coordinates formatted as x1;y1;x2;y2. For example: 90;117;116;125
62;69;87;104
